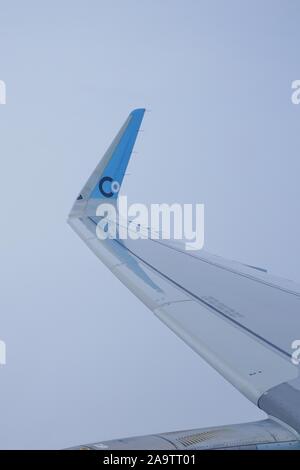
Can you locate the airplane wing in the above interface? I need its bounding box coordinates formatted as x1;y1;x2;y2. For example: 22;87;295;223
68;109;300;449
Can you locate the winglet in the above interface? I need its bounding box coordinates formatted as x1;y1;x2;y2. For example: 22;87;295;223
69;109;145;216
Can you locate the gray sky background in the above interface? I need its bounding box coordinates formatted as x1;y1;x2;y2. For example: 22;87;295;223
0;0;300;449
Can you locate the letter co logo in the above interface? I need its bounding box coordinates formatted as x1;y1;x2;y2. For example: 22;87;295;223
99;176;120;198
